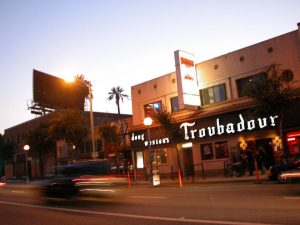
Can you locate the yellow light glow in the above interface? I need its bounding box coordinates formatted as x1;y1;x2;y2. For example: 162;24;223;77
182;142;193;148
143;117;153;126
64;76;75;83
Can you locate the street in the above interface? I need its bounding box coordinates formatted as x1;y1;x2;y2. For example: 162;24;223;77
1;181;300;225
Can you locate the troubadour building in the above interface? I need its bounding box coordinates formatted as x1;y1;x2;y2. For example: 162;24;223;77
129;23;300;178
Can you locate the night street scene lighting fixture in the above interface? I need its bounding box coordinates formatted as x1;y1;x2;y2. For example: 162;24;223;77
23;144;30;183
143;117;153;180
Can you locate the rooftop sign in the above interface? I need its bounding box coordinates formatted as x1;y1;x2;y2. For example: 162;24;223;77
174;50;200;109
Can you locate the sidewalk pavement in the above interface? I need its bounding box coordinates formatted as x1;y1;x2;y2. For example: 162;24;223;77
130;173;271;186
3;173;272;189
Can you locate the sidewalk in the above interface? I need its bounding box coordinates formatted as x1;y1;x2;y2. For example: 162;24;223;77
3;173;271;189
131;173;271;186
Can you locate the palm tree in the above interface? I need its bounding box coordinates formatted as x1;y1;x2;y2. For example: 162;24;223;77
246;64;297;162
73;74;90;110
107;86;128;114
152;109;184;186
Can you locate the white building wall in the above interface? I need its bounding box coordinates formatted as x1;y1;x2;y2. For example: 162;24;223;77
132;24;300;128
131;72;177;126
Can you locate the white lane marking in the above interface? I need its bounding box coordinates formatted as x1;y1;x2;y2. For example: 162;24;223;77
283;196;300;200
0;200;279;225
128;195;166;199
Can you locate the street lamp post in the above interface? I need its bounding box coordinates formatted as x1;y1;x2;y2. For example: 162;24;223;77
23;145;30;183
86;81;97;159
143;117;153;181
71;78;98;159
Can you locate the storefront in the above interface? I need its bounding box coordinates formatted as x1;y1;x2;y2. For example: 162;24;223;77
130;108;282;178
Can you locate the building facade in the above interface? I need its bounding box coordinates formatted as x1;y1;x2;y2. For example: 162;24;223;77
3;111;131;179
129;23;300;179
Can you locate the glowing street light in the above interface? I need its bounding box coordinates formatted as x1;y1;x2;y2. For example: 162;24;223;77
23;144;30;183
143;117;153;180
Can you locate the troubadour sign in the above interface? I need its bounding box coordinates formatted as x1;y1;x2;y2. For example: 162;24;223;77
180;114;279;141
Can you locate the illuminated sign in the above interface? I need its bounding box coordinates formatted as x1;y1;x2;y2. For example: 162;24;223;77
180;114;279;140
174;50;200;109
131;132;170;147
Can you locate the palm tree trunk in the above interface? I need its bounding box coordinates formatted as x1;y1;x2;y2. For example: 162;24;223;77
174;144;183;184
117;101;120;114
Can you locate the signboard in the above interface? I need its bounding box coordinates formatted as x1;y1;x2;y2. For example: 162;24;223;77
180;114;279;141
33;70;87;111
174;50;200;109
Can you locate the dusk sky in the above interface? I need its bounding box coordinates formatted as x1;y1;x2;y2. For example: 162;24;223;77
1;0;300;134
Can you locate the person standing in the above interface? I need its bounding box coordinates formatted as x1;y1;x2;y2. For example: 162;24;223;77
246;148;254;176
240;151;248;176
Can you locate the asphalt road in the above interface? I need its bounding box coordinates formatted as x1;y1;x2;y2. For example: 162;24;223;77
1;181;300;225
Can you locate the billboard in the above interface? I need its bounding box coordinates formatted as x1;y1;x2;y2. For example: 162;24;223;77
174;50;201;109
33;70;88;111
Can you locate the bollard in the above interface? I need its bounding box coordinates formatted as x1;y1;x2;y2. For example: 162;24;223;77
178;170;182;187
127;171;131;188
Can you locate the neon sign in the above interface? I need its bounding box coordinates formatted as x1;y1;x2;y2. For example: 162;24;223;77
131;132;170;147
180;114;278;140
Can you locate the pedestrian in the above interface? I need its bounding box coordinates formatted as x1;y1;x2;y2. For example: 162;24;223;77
246;148;254;176
257;147;266;174
240;151;248;176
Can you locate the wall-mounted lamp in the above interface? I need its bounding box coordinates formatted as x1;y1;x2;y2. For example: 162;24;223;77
240;140;248;151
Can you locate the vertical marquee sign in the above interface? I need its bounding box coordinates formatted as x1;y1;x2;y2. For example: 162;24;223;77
174;50;201;110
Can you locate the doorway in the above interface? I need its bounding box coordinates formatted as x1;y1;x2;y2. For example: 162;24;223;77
256;138;274;169
183;147;194;177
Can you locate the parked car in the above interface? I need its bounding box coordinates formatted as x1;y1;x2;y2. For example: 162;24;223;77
42;160;128;199
278;168;300;183
268;160;300;181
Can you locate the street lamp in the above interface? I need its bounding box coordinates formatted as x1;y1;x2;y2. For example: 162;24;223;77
143;117;153;180
23;145;30;183
71;78;98;159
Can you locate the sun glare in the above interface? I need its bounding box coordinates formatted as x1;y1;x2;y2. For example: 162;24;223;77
64;76;75;83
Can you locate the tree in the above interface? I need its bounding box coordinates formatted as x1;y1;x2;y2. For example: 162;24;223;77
26;122;56;177
99;124;121;170
48;109;87;148
73;74;90;110
107;86;128;114
0;135;14;178
152;108;184;185
246;64;297;160
99;124;119;155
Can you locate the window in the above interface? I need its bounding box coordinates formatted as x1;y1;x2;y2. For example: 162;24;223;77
152;148;168;165
200;143;214;160
214;141;229;159
236;73;266;97
200;84;226;106
96;139;102;152
144;101;162;117
200;141;229;160
170;96;179;112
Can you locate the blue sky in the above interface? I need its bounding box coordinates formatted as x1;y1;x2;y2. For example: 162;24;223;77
0;0;300;134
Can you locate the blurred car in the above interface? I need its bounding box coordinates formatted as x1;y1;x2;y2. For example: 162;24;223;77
42;160;128;199
268;160;300;181
278;168;300;183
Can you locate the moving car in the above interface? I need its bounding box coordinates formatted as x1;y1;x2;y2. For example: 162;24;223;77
42;160;127;199
278;168;300;183
268;160;300;181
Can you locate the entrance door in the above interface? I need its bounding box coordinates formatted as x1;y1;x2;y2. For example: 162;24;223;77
256;138;274;169
183;147;194;177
